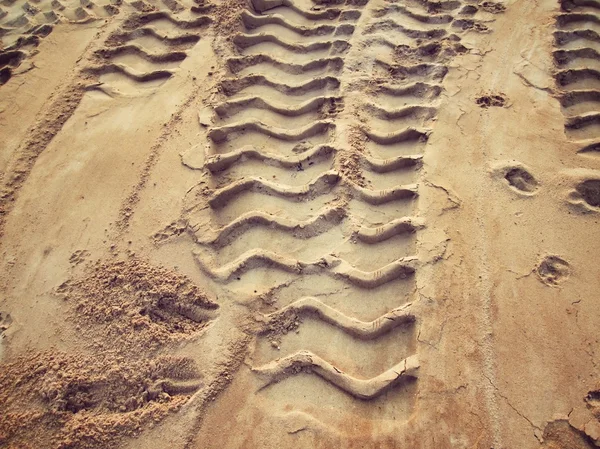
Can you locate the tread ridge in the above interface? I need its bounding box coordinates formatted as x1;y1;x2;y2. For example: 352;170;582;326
194;249;418;287
263;298;416;339
252;351;419;399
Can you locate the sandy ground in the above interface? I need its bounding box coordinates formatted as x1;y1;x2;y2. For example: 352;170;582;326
1;0;600;447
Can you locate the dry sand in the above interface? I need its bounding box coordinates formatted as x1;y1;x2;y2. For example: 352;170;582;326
1;0;600;447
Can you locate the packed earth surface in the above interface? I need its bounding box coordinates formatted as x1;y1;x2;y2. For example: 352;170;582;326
1;0;600;448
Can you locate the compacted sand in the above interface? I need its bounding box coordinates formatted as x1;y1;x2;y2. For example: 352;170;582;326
1;0;600;447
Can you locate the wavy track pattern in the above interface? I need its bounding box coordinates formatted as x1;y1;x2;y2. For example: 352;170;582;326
0;0;211;85
0;15;49;84
206;170;341;208
194;210;423;247
253;351;419;400
86;11;211;96
189;0;447;405
203;143;422;173
194;206;346;247
205;170;418;208
555;0;600;153
263;298;416;339
194;249;417;287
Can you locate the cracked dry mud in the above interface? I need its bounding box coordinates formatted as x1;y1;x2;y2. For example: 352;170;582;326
1;0;600;448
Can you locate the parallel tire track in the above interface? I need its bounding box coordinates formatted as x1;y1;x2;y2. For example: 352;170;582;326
194;0;438;402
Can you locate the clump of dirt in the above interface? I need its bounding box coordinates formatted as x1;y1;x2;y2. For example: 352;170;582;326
57;257;218;351
191;0;213;13
393;39;468;65
476;93;507;108
0;351;201;449
320;97;345;118
213;0;249;36
342;126;368;187
0;258;217;448
129;0;157;12
260;309;302;348
338;151;366;187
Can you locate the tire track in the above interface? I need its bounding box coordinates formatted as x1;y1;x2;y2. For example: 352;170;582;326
182;0;501;421
190;0;488;406
347;0;489;196
244;0;495;400
184;0;427;407
555;0;600;212
555;0;600;153
85;10;211;96
0;24;50;85
0;0;186;85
